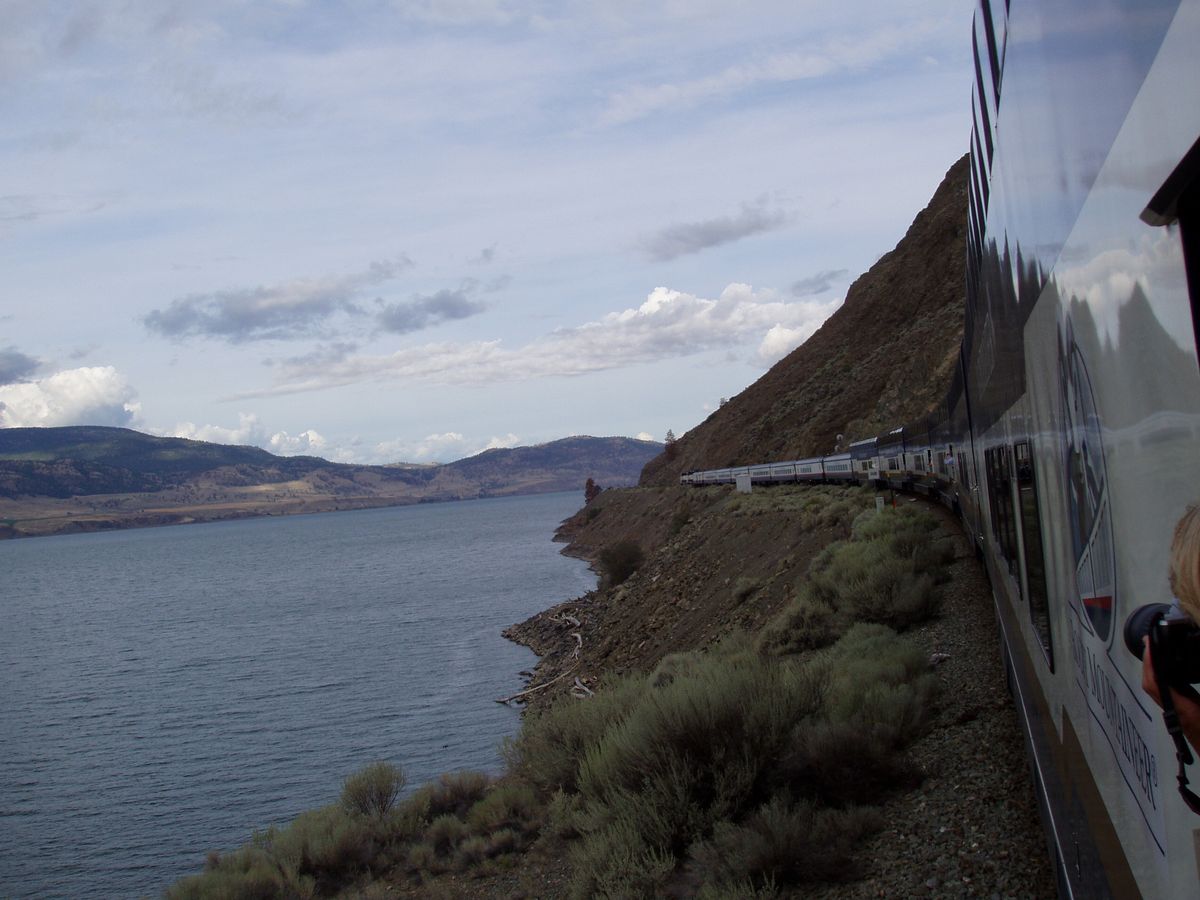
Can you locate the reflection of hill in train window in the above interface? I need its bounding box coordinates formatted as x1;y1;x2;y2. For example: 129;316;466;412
1059;313;1115;643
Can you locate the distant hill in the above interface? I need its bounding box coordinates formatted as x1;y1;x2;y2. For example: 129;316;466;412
0;428;661;537
641;155;968;485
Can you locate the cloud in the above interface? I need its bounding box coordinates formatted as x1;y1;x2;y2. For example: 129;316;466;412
0;366;140;427
790;268;847;297
471;244;497;265
165;412;266;446
641;200;788;261
375;288;487;334
394;0;518;27
598;25;930;127
143;257;413;342
0;346;41;384
635;431;654;441
239;281;839;397
163;412;328;457
268;429;326;455
756;323;811;366
370;430;521;464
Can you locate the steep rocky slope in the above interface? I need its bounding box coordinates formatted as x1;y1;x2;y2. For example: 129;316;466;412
642;155;968;486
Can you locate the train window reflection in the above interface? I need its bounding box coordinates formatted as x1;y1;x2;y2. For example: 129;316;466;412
985;446;1017;575
1015;441;1053;666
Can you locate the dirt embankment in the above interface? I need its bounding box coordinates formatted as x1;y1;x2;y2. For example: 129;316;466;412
505;484;849;703
501;484;1056;897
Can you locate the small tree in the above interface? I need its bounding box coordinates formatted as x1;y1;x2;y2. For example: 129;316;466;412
341;761;406;819
599;540;644;587
664;429;678;460
585;477;602;504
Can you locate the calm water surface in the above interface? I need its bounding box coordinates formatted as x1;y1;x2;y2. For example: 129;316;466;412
0;492;595;899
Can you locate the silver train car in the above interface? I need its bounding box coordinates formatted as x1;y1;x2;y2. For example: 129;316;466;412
683;1;1200;895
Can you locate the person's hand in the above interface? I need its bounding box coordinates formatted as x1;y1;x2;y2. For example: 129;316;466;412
1142;636;1200;753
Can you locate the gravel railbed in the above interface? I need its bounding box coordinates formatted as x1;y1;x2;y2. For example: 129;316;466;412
806;505;1057;899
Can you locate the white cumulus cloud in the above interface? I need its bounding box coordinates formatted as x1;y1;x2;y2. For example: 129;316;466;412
163;413;328;457
244;282;839;397
0;366;140;427
756;323;812;366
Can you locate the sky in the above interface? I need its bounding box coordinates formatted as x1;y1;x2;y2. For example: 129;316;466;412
0;0;974;465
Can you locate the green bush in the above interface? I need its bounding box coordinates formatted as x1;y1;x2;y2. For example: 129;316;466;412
569;818;677;900
807;529;940;630
426;813;466;856
599;540;645;587
756;588;839;656
506;676;645;795
414;770;490;819
568;653;826;893
465;781;540;836
732;576;760;603
690;797;881;888
341;760;406;819
669;509;692;536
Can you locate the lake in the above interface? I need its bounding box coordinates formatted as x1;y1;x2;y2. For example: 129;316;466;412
0;492;595;898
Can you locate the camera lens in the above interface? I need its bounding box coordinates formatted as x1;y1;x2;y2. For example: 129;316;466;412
1123;603;1172;660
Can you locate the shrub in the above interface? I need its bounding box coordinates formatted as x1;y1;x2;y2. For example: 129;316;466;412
689;797;881;888
569;818;677;900
755;587;841;656
599;540;645;587
819;623;936;746
454;834;491;870
807;535;940;630
669;509;692;536
341;760;406;819
414;770;490;819
732;576;760;603
465;781;540;836
506;676;645;795
260;805;378;888
167;846;298;900
426;813;466;856
570;653;826;888
487;827;520;856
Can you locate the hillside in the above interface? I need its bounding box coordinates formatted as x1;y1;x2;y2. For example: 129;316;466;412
642;154;968;485
0;428;660;538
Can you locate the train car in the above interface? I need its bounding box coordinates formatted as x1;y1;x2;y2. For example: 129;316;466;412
876;427;907;490
820;452;854;483
767;462;798;483
848;436;878;484
961;0;1200;895
793;457;825;482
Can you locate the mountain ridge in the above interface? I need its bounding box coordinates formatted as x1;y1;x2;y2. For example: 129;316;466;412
0;427;660;538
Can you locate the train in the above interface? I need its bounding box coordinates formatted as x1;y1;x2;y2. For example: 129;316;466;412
682;1;1200;896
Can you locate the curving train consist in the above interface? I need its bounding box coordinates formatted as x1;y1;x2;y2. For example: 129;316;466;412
683;2;1200;896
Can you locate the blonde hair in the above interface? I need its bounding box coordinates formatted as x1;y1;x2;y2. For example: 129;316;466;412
1170;505;1200;621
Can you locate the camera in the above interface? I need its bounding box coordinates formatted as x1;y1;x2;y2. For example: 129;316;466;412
1124;603;1200;687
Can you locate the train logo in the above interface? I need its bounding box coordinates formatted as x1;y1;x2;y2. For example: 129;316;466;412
1058;315;1117;645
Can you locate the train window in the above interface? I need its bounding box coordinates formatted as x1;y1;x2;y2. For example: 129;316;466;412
1015;441;1053;666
